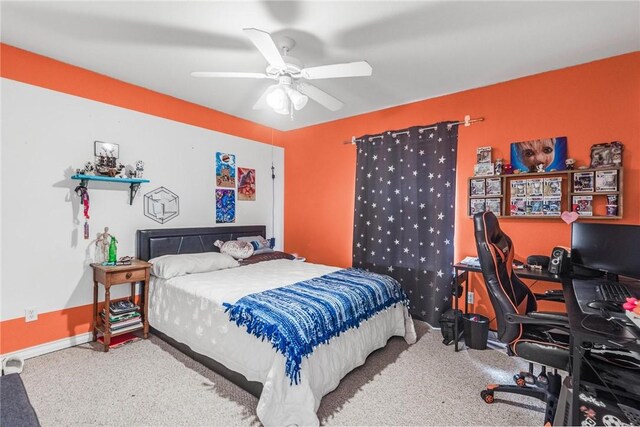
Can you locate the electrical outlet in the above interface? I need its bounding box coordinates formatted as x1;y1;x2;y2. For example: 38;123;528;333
467;292;475;304
25;308;38;322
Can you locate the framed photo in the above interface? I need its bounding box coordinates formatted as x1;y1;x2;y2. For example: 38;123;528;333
543;177;562;197
473;163;494;177
486;198;501;216
477;146;492;164
94;141;119;158
511;179;526;198
590;141;623;168
595;170;618;192
543;197;561;216
485;178;502;196
510;136;567;172
470;179;485;196
573;172;594;193
572;195;593;216
526;179;543;197
470;199;486;215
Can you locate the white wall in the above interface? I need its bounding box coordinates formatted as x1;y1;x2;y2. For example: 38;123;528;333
0;79;284;321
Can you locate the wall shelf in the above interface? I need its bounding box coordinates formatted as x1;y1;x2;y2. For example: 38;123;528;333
72;174;150;205
466;166;623;220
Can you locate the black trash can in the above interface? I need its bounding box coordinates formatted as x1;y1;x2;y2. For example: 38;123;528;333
463;314;489;350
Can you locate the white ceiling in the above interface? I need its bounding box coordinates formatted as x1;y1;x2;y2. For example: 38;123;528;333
1;1;638;131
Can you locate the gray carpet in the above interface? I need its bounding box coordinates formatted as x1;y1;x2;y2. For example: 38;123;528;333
20;322;544;426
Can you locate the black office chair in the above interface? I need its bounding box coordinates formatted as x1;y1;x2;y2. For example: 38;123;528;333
473;212;570;425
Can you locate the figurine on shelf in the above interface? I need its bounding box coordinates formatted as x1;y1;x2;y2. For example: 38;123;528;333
494;158;503;175
503;164;514;175
95;154;124;177
565;158;575;170
536;163;545;173
76;161;95;176
95;227;113;263
135;160;144;178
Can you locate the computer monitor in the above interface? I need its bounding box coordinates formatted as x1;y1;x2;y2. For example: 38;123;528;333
571;223;640;280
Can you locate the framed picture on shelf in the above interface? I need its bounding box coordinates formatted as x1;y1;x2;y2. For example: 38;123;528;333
543;197;561;216
590;141;623;168
573;172;594;193
526;179;543;197
94;141;119;158
486;198;501;216
474;163;494;177
572;195;593;216
543;177;562;197
470;199;486;215
470;179;486;196
511;179;526;198
595;170;618;192
510;197;526;216
485;178;502;196
477;146;492;163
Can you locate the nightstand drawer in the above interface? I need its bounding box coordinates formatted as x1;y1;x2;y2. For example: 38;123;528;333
110;269;146;284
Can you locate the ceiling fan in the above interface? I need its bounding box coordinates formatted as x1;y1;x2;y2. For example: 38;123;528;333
191;28;373;115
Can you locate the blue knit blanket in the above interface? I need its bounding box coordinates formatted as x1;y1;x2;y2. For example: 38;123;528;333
223;268;408;385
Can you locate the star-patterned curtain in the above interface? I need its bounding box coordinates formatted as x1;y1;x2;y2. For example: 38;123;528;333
352;122;458;325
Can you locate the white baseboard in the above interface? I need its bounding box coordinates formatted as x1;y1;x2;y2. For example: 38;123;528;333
0;332;93;361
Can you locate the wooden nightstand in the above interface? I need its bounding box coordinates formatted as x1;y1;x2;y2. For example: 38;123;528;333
91;259;152;352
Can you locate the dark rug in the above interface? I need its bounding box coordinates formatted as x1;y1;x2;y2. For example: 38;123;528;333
0;373;40;427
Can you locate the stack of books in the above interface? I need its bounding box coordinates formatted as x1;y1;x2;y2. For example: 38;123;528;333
101;300;142;334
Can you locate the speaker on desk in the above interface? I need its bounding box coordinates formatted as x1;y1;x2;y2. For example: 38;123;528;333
548;247;569;275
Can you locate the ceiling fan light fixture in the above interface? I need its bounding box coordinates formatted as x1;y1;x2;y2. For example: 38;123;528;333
266;86;288;111
273;100;290;115
286;87;308;111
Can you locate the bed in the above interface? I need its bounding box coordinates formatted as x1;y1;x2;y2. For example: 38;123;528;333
136;226;416;426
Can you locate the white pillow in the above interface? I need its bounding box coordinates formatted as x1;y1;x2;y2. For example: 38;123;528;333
237;235;273;255
214;240;254;259
149;252;239;279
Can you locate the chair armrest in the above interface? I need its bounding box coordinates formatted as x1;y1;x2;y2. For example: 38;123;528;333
505;313;570;328
534;290;565;303
528;311;569;323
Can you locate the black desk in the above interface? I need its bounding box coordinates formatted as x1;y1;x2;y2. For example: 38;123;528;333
561;276;640;426
452;262;562;352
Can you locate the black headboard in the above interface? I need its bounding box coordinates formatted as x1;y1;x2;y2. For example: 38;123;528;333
136;225;266;261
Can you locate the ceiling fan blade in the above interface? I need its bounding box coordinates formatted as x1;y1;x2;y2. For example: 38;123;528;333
297;82;344;111
191;71;269;79
253;84;278;110
301;61;373;80
243;28;286;69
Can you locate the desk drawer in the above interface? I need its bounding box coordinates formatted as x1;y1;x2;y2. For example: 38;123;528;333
110;269;146;284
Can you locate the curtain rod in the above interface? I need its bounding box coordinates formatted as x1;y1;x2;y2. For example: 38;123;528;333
344;115;484;145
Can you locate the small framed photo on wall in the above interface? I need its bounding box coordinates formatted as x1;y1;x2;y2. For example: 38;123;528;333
94;141;119;158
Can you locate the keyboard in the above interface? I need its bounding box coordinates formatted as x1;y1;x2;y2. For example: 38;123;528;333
598;281;633;304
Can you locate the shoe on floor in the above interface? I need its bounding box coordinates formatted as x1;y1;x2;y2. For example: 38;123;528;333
2;356;25;375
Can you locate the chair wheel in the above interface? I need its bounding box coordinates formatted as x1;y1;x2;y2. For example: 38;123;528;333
513;374;526;387
481;390;494;404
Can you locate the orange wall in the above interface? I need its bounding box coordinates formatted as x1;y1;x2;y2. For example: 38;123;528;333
0;44;285;354
280;52;640;318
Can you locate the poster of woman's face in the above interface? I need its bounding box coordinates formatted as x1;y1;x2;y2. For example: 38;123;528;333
510;137;567;172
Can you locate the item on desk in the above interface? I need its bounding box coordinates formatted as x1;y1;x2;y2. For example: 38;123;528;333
460;256;481;268
527;255;550;269
548;247;570;275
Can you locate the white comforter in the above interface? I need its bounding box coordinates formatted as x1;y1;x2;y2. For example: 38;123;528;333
148;259;416;426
